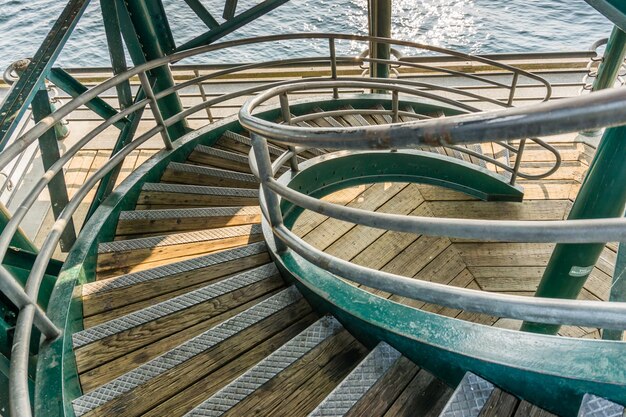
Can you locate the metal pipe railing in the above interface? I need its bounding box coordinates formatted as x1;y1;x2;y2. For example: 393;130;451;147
0;33;605;417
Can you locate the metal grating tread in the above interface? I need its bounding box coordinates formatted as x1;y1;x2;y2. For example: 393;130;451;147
184;316;343;417
142;182;258;197
83;241;267;296
73;263;279;348
194;144;250;164
439;372;495;417
72;287;302;417
118;206;261;221
98;223;262;253
578;394;625;417
167;161;257;183
308;342;401;417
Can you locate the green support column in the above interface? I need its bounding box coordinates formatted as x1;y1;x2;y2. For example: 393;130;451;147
522;26;626;335
368;0;391;80
120;0;188;139
30;88;77;252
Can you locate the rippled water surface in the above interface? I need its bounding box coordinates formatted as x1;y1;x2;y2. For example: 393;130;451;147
0;0;613;71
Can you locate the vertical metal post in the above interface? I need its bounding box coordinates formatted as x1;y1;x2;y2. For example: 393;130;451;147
251;133;287;252
139;72;173;150
603;244;626;340
391;90;399;123
509;139;526;185
507;72;519;106
119;0;188;139
279;93;299;172
30;88;77;251
522;125;626;334
369;0;391;80
194;70;214;123
329;38;339;99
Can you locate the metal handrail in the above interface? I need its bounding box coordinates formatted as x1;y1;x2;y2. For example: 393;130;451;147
242;80;626;334
2;33;557;417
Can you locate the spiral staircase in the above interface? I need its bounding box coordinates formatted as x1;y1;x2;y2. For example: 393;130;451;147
2;1;626;417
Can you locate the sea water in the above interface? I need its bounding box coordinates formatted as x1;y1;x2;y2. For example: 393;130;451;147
0;0;613;71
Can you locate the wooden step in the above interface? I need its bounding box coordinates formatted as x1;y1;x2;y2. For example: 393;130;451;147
183;316;344;417
74;263;284;373
309;342;402;416
161;162;258;188
83;241;269;318
116;206;261;237
216;328;367;417
136;183;258;209
97;223;264;275
72;287;310;417
214;130;299;161
439;372;495;417
188;144;253;173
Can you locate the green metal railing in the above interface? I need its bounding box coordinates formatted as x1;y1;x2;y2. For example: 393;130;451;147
0;33;564;416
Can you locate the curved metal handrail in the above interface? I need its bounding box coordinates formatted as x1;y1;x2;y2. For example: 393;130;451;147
240;79;626;148
2;33;558;417
241;74;626;338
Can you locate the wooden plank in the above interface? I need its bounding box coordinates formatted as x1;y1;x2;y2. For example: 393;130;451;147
470;266;544;292
79;292;283;392
80;299;312;417
75;275;284;373
382;236;451;278
345;356;419;417
302;182;408;250
477;389;518;417
292;185;370;237
187;149;252;173
113;150;140;188
220;330;362;417
383;369;452;417
96;251;222;280
428;200;570;221
115;210;261;237
264;339;367;417
324;184;425;261
83;251;270;317
161;166;257;188
514;401;557;417
96;232;263;274
455;243;554;267
416;184;478;201
351;204;433;271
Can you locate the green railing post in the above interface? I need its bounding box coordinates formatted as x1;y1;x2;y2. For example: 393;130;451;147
521;27;626;335
368;0;391;80
119;0;189;140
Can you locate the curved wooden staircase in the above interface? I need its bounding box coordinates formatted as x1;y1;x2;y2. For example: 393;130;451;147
65;107;582;417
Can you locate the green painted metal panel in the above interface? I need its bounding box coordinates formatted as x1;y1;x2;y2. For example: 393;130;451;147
0;204;38;254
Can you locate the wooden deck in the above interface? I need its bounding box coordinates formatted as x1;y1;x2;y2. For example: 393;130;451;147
292;141;611;339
